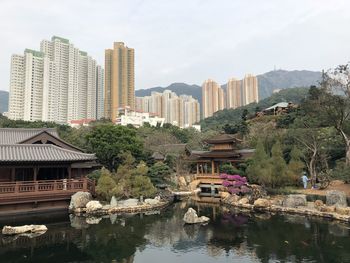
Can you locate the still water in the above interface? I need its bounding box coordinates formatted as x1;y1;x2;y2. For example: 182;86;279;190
0;199;350;263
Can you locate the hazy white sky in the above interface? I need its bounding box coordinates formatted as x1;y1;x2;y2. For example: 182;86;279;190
1;0;350;91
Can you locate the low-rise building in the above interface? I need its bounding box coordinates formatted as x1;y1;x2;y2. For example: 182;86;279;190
115;107;165;128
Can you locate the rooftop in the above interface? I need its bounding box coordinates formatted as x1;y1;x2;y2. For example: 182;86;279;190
203;133;242;144
0;144;96;163
0;128;59;145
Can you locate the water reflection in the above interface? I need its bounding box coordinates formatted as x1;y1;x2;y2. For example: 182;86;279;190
0;199;349;263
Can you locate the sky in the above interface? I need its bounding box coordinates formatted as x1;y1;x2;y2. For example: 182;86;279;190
1;0;350;91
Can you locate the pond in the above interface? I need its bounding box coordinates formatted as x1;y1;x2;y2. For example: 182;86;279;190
0;199;350;263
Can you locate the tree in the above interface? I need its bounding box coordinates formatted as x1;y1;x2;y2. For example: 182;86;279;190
85;124;144;171
321;64;350;166
130;175;156;198
96;168;117;201
287;146;305;183
148;162;173;186
269;141;288;187
246;140;273;187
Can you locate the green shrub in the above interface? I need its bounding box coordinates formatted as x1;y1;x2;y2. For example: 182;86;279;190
96;168;117;201
331;161;350;183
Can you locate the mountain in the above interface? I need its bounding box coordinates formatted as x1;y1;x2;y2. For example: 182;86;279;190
136;82;202;102
257;70;321;99
136;70;322;102
0;90;8;113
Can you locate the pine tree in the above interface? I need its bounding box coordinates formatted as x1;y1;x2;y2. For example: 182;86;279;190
287;146;305;184
269;141;288;188
246;140;272;186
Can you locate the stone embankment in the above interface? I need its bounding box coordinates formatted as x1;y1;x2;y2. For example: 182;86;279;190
70;192;172;216
221;190;350;223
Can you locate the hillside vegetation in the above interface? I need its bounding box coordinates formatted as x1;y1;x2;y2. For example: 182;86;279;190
200;87;309;131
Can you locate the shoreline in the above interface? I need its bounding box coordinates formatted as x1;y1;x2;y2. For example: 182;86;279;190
72;200;172;216
221;197;350;223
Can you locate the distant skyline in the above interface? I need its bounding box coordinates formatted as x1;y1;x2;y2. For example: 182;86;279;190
1;0;350;91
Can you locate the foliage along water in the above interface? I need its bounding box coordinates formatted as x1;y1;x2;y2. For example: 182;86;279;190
0;199;350;263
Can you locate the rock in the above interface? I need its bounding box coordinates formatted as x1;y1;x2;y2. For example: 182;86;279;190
121;198;139;207
110;196;118;207
320;205;336;213
226;194;240;204
86;216;102;224
155;195;161;201
178;176;187;187
144;198;160;205
326;190;347;207
219;191;231;200
183;208;210;224
336;207;350;215
238;197;249;205
2;225;47;235
69;191;92;210
102;204;111;210
254;198;271;208
249;184;267;202
86;200;103;213
283;194;307;208
314;200;324;210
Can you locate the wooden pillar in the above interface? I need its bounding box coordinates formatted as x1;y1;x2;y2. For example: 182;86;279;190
33;167;38;181
196;163;199;176
67;166;72;179
211;160;215;175
11;168;15;181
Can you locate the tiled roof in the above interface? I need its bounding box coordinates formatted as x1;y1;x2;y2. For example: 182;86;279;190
203;134;242;144
0;128;59;145
0;144;96;163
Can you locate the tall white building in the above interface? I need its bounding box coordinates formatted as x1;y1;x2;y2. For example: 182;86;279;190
8;36;103;123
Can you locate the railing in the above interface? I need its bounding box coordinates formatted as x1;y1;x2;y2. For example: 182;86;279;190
196;173;221;179
0;178;95;196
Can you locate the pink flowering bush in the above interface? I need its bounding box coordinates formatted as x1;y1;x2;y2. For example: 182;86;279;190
221;173;250;195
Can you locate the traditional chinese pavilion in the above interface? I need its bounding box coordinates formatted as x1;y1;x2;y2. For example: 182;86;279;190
0;128;98;214
187;133;254;179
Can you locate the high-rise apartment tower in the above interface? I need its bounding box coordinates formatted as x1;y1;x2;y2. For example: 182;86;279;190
104;42;135;121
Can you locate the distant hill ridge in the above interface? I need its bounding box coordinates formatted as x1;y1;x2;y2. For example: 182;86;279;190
136;69;322;103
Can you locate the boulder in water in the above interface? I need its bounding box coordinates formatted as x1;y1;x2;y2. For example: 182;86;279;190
86;200;103;213
183;208;210;224
2;225;47;235
69;191;92;210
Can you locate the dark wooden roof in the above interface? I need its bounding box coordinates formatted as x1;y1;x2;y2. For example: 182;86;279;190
0;128;82;152
203;134;242;144
187;148;255;162
0;144;96;163
0;128;58;144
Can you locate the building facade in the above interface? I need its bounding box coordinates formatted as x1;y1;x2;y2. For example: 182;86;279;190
226;78;242;109
242;74;259;105
135;90;200;128
8;36;102;123
202;79;225;119
96;65;105;119
104;42;135;121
